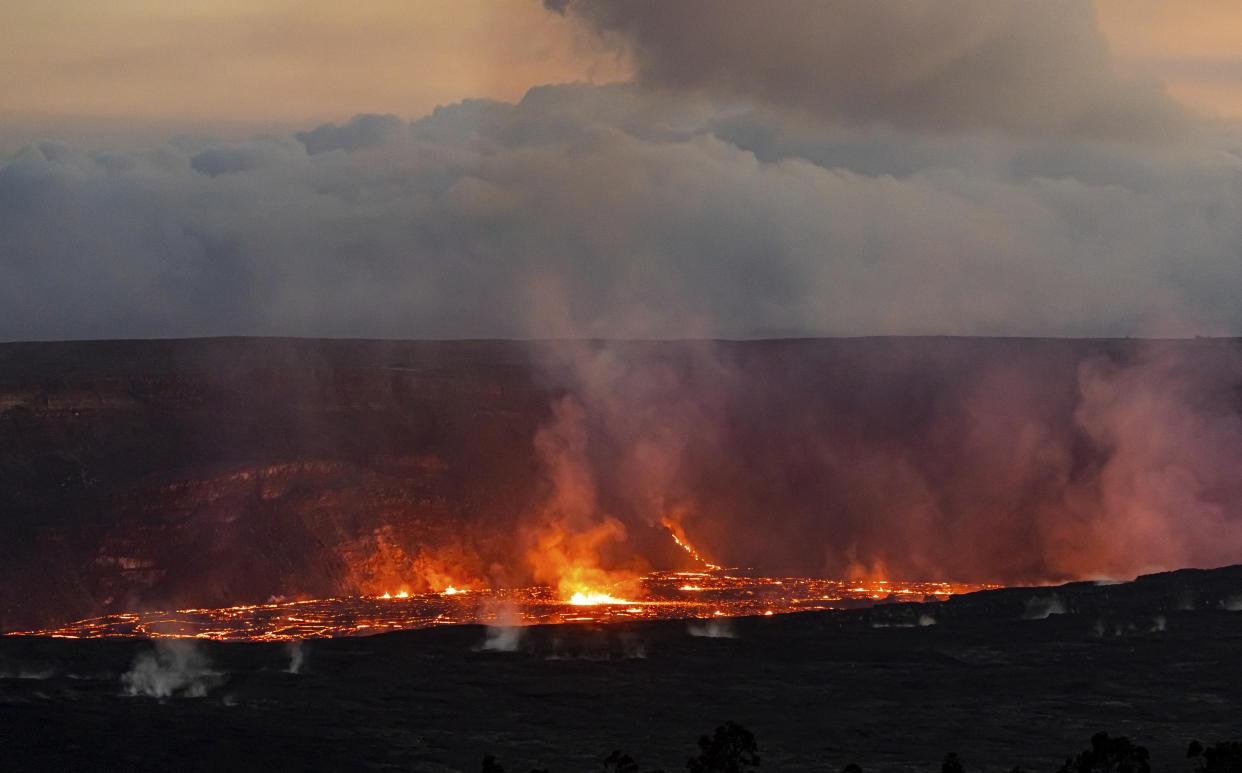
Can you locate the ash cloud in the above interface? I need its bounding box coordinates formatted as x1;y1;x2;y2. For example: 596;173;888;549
545;0;1188;139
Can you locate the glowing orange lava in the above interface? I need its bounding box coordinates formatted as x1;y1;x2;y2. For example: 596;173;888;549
568;591;631;606
526;516;644;603
9;574;1000;640
662;517;721;570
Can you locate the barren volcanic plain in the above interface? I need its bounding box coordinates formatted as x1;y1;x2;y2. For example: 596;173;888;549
4;566;1242;771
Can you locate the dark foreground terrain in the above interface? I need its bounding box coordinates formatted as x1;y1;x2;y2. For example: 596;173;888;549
4;565;1242;772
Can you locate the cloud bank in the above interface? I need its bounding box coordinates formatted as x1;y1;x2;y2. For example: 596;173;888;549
545;0;1188;138
0;1;1239;343
0;80;1240;342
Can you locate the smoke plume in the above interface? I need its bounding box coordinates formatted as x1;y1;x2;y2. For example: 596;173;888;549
688;619;736;639
522;336;1242;585
285;639;306;675
121;639;219;698
477;599;526;652
545;0;1187;138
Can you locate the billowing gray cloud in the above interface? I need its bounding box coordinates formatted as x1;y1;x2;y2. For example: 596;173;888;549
3;59;1242;588
546;0;1189;139
296;114;407;156
0;83;1240;342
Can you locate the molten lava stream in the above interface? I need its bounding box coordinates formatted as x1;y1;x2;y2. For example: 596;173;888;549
663;518;721;571
568;591;630;606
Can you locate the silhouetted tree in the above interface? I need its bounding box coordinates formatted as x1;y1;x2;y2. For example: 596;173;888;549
687;721;759;773
1056;732;1150;773
1188;740;1242;773
942;752;964;773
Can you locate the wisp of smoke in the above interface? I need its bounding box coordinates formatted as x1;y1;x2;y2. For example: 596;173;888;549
688;618;736;639
1023;595;1067;620
477;599;525;652
285;639;306;674
480;626;524;653
121;639;219;698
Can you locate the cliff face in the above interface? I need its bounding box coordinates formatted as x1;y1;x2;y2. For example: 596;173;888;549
3;336;1242;632
0;339;559;631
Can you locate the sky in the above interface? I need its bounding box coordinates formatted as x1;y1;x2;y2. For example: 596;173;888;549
1;0;1241;340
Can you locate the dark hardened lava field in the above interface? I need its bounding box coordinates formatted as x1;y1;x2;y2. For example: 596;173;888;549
4;566;1242;772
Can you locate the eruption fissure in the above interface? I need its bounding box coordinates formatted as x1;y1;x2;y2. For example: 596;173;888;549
663;518;722;571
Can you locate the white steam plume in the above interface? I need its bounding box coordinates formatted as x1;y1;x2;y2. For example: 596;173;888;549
121;639;219;698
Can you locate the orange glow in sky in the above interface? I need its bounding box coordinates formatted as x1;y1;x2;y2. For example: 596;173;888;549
2;0;1239;148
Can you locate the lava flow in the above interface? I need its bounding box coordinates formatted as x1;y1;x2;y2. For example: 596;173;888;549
663;517;721;571
9;519;998;640
9;573;998;640
568;591;630;605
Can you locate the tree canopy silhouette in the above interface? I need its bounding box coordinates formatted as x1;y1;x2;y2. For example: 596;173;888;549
1188;740;1242;773
1056;732;1150;773
687;721;760;773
